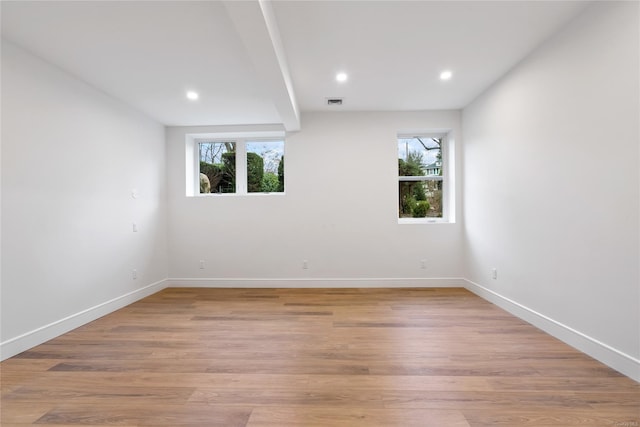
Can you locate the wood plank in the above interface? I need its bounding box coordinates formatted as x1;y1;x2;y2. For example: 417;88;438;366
246;407;471;427
0;401;54;424
462;409;640;426
33;404;252;426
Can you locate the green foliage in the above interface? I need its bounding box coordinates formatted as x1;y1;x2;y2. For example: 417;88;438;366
247;152;264;193
399;182;412;216
413;183;427;201
398;159;416;177
261;172;279;192
277;155;285;192
412;201;430;218
220;152;236;193
401;195;417;217
400;181;430;217
399;148;427;179
398;158;424;177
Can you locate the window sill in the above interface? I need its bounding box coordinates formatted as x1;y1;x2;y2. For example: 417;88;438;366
398;217;453;225
192;192;286;197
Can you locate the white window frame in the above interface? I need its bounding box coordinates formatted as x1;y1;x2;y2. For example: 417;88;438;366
397;132;455;224
185;130;285;197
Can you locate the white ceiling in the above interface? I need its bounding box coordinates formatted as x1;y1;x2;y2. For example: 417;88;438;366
1;1;591;130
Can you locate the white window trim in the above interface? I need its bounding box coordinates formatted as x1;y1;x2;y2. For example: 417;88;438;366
399;176;443;182
185;130;285;197
397;131;455;224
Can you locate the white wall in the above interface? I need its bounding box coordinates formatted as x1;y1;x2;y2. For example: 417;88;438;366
463;1;639;379
166;111;463;286
1;40;168;358
2;0;638;383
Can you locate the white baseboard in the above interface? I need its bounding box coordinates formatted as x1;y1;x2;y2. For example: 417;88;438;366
168;277;467;288
463;279;640;383
3;276;637;383
0;279;169;361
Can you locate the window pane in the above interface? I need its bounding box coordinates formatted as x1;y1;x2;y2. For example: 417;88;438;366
199;142;236;194
246;141;285;193
399;180;442;218
398;137;442;177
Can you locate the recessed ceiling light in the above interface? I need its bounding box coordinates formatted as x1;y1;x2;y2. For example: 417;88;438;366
336;72;348;83
440;70;453;81
186;91;199;100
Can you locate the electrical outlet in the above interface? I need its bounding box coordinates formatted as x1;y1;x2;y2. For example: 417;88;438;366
132;223;138;232
132;269;138;280
303;260;309;270
420;259;427;269
492;268;498;280
199;260;205;269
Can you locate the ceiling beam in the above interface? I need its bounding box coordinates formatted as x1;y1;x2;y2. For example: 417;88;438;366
223;0;300;132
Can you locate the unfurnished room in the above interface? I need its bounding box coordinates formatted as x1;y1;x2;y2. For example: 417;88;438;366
1;1;639;426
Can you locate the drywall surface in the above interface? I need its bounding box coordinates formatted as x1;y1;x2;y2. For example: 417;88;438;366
463;1;639;369
166;111;463;284
1;40;168;357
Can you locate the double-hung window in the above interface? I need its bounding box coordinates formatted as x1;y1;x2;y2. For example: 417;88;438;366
398;135;447;221
196;138;285;195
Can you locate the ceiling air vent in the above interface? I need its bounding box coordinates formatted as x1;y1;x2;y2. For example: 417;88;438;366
326;98;343;106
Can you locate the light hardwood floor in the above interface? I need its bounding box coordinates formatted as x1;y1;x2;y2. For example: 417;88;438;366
1;287;638;426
